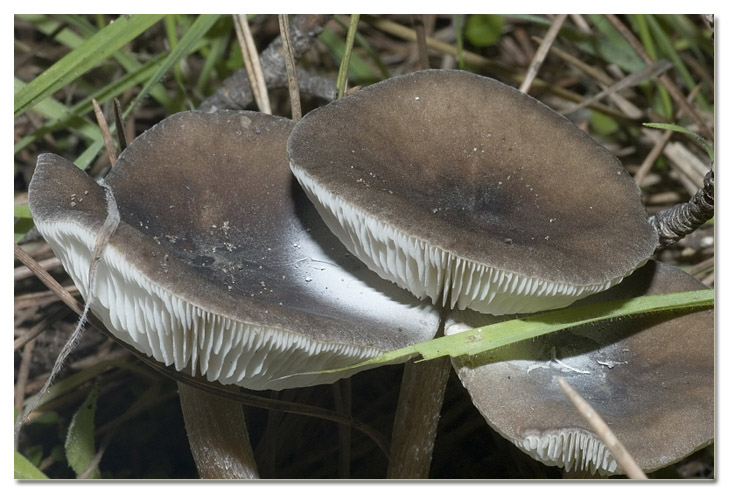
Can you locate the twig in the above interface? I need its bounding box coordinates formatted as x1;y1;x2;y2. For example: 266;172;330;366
520;14;567;94
650;168;714;251
538;37;642;118
635;129;673;186
14;245;84;315
686;256;714;277
233;14;271;114
278;14;302;121
91;99;117;165
412;15;429;70
563;59;673;116
557;377;648;479
14;256;62;281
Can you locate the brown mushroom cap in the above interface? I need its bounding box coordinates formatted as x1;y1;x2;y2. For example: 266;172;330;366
288;69;658;315
447;260;714;475
28;110;440;390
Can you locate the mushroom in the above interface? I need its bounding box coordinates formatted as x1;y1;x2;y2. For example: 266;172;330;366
28;110;440;392
27;109;441;478
287;69;658;316
447;260;714;476
287;68;659;477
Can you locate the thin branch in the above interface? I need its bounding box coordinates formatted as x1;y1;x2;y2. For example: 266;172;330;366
233;14;271;114
412;15;429;70
520;14;567;94
278;14;302;121
650;167;714;251
14;245;84;315
557;377;648;479
92;98;116;165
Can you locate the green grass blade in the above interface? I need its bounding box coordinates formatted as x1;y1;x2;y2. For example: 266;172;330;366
581;14;645;73
271;289;713;384
643;122;715;161
126;14;221;116
13;78;101;151
632;14;673;118
645;14;709;111
14;14;165;117
336;15;362;99
320;23;379;89
14;450;49;479
418;289;713;360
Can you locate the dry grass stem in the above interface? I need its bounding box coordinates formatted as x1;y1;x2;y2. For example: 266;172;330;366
519;14;567;94
92;98;117;165
413;15;429;70
233;14;271;114
557;377;648;479
277;14;301;121
687;256;714;277
14;245;84;315
15;256;62;281
565;60;673;117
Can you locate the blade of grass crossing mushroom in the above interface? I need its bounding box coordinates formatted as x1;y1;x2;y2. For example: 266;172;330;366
268;289;714;383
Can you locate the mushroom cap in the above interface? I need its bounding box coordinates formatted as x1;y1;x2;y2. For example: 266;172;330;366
447;260;714;475
288;69;658;315
28;110;440;391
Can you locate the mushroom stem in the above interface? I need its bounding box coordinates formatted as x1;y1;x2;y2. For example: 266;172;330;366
387;328;451;479
178;382;259;479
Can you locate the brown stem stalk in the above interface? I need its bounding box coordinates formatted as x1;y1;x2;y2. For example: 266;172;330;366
178;382;259;479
